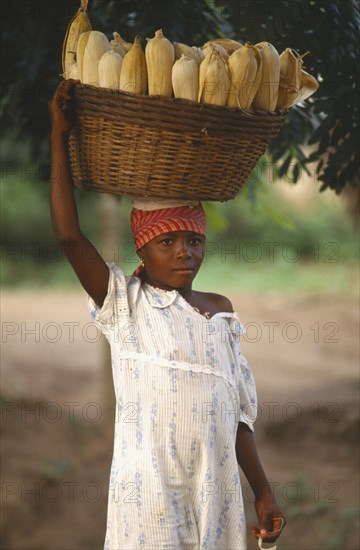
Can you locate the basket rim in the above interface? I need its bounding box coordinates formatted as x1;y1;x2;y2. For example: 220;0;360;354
75;83;288;119
73;83;288;139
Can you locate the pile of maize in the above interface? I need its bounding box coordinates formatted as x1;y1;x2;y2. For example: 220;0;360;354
62;2;319;111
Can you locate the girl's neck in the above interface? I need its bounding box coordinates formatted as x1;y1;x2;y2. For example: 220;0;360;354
141;272;194;298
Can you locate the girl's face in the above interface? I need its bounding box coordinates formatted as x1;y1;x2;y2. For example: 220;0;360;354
138;230;206;291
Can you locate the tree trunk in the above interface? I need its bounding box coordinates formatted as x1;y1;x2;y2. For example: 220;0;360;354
343;183;360;228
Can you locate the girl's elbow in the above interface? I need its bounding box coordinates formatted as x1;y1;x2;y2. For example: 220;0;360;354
52;223;81;244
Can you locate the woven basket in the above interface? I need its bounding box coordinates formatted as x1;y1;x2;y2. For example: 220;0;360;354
68;83;287;201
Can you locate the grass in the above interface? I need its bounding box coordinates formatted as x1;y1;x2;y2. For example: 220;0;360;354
195;255;358;295
321;506;360;550
273;471;360;550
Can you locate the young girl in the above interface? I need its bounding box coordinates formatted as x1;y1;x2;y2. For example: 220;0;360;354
48;79;286;550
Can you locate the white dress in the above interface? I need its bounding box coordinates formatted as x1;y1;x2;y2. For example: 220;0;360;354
88;263;257;550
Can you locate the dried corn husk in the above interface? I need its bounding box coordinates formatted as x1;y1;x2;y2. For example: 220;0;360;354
297;69;320;103
119;35;147;94
198;45;230;106
172;55;199;101
62;0;92;77
212;38;242;55
227;43;262;109
173;42;202;65
253;41;280;111
198;44;215;101
276;49;319;108
81;30;111;86
110;32;131;55
203;41;229;60
192;46;205;60
198;47;213;100
111;43;126;57
276;48;303;109
98;50;123;89
67;62;79;80
145;29;175;97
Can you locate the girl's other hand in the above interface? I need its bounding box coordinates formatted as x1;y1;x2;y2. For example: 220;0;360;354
252;496;286;545
48;79;80;135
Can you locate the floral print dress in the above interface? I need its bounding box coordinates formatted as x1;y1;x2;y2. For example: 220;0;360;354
88;263;257;550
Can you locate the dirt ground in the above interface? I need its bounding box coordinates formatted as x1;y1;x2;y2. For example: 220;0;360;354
1;288;359;550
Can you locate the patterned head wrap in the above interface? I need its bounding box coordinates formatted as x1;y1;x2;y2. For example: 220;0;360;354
130;200;206;276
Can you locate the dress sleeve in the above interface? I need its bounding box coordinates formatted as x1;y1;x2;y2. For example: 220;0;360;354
237;351;257;432
229;315;258;432
87;262;131;339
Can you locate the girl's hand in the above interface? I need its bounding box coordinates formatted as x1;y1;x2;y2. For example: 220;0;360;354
252;495;286;545
48;79;80;135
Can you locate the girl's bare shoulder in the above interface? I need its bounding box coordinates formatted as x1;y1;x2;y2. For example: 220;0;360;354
195;290;234;313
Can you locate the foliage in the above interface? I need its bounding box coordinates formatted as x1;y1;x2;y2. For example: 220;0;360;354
1;0;359;194
1;158;358;290
0;136;100;245
213;0;360;193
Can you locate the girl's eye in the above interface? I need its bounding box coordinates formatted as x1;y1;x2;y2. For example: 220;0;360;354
189;238;202;245
161;238;173;245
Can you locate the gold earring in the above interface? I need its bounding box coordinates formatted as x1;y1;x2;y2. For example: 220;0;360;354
140;258;145;267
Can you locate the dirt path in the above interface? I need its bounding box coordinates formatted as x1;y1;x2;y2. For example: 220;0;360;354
1;289;359;550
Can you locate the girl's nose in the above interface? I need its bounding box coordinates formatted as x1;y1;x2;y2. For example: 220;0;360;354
176;240;191;258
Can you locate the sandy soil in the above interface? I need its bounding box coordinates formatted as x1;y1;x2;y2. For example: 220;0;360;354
1;289;359;550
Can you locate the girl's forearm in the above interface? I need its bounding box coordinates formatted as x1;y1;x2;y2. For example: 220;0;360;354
50;131;81;241
235;423;274;502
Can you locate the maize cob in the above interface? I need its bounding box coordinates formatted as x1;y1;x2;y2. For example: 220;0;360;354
253;41;280;111
276;48;303;109
203;41;229;60
81;30;111;86
198;43;217;101
98;50;123;89
76;30;91;82
212;38;242;55
110;39;126;58
145;29;175;97
110;32;133;53
297;69;319;104
192;46;205;60
172;55;199;102
173;42;202;65
119;35;147;94
198;45;230;106
227;43;262;109
62;0;92;77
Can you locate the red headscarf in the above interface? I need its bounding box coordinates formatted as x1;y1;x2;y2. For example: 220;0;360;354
130;203;206;276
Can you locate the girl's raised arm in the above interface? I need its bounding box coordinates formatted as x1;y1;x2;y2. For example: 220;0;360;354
48;79;109;308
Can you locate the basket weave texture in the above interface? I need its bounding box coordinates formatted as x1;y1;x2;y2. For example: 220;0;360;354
69;84;287;201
